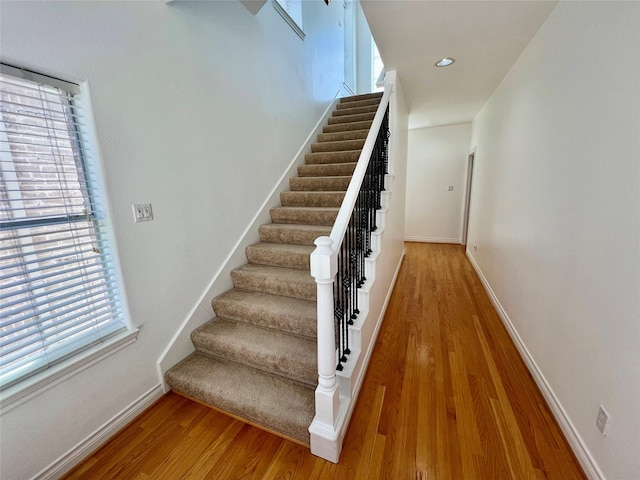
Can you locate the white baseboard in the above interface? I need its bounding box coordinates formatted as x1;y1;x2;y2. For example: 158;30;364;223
404;236;460;244
465;250;604;480
33;384;164;480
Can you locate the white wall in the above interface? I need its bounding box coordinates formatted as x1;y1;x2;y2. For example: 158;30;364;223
405;123;471;243
467;2;640;478
0;1;347;478
355;1;374;95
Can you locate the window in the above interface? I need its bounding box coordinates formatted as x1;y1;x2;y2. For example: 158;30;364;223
273;0;305;40
0;64;130;393
373;41;385;92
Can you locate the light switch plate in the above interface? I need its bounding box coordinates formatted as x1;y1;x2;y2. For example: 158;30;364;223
596;405;610;436
133;203;153;222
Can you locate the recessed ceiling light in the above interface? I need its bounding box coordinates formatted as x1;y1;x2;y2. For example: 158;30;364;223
435;57;455;67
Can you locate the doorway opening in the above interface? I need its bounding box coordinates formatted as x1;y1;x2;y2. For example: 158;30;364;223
461;150;475;246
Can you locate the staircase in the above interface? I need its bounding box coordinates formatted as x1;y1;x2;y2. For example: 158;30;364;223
165;92;383;446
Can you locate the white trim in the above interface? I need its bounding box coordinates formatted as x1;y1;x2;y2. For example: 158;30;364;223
272;0;305;40
375;68;386;88
156;92;342;388
77;81;135;337
32;384;164;480
407;121;472;132
0;62;80;94
404;236;460;244
342;82;356;96
460;147;476;246
1;329;139;415
465;250;604;480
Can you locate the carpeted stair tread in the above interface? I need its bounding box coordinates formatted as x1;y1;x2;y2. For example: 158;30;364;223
290;176;351;192
316;129;370;142
311;139;365;152
298;162;357;177
259;223;331;245
332;104;378;117
328;112;376;125
166;92;384;448
270;206;338;226
191;318;317;386
323;120;372;134
340;92;382;103
281;191;345;208
212;289;317;338
246;242;313;270
336;97;381;110
305;150;361;164
231;263;317;300
165;352;314;444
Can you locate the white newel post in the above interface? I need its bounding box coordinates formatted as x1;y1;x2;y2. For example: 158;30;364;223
309;236;342;463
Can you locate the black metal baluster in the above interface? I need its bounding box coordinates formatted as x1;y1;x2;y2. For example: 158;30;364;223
341;240;350;359
350;214;359;318
335;250;343;371
365;157;373;255
356;191;366;288
333;101;390;370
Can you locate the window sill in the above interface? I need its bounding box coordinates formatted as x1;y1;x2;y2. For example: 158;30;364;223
0;329;139;415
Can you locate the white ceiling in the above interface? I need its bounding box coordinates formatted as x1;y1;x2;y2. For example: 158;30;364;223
360;0;558;130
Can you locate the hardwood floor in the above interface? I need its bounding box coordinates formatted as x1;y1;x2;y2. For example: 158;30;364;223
63;243;585;480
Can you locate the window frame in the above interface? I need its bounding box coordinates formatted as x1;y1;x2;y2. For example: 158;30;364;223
272;0;305;40
0;63;137;411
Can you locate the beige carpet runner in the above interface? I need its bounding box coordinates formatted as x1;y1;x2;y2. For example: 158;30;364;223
165;92;383;446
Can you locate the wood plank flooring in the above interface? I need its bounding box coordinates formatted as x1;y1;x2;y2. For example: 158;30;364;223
63;242;585;480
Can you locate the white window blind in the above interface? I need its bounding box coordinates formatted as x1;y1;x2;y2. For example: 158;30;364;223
0;64;127;390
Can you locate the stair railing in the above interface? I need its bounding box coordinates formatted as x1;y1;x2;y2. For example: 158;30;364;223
309;85;391;461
